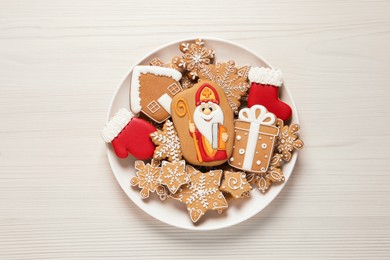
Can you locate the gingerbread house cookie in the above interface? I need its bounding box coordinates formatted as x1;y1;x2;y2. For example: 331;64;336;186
130;66;183;123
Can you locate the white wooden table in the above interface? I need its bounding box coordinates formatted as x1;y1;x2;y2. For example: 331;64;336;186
1;0;389;259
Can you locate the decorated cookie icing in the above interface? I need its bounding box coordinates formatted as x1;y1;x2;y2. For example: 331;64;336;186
171;80;234;166
102;38;305;226
228;105;279;173
150;119;182;162
160;160;189;194
198;60;250;113
247;67;292;121
179;38;215;81
101;108;156;160
130;66;183;123
246;153;285;193
170;165;228;223
276;119;304;161
130;160;162;199
220;171;252;199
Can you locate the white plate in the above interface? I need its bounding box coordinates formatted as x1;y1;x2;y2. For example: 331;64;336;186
106;37;299;230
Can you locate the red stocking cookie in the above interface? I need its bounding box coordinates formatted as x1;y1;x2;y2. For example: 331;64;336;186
247;67;292;121
102;109;156;160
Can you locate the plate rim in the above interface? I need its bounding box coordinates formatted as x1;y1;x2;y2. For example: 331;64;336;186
105;37;299;231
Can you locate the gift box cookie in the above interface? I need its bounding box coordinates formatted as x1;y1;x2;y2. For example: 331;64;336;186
228;105;279;173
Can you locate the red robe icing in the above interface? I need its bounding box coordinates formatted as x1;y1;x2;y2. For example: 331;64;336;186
191;128;227;162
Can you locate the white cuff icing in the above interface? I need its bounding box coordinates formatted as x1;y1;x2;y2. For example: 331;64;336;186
157;93;172;114
248;67;283;87
130;66;182;114
101;108;133;143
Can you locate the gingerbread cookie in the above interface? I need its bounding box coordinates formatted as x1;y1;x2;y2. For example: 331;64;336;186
150;119;182;162
198;60;250;113
171;80;235;167
170;165;228;223
179;38;214;81
101;108;156;160
229;105;279;173
156;185;168;201
276;119;304;161
180;74;195;89
220;171;252;199
130;160;162;199
160;160;189;194
247;153;285;193
248;67;292;121
130;66;183;123
149;56;186;74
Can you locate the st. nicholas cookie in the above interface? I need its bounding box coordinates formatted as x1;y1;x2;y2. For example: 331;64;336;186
170;165;228;223
171;80;234;167
130;66;183;123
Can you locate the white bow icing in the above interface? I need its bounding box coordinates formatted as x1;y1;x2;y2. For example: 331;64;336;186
238;105;276;125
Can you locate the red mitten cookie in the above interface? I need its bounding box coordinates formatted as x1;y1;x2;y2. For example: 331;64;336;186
247;67;292;121
102;109;156;159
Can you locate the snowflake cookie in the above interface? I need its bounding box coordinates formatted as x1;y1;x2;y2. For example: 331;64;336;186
220;171;252;199
198;60;250;113
276;119;304;161
170;165;228;223
130;160;162;199
179;38;214;81
160;160;190;194
150;120;182;162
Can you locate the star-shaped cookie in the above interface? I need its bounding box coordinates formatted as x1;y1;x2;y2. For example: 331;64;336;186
171;165;228;223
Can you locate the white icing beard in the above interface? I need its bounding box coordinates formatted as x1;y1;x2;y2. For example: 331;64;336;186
193;103;224;144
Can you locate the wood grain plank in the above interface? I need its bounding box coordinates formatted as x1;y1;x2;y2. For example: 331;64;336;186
0;0;390;259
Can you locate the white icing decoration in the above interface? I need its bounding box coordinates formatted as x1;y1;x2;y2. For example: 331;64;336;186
238;106;276;171
146;101;160;113
193;102;224;145
239;149;245;155
230;157;234;162
261;143;267;149
101;108;133;143
248;67;283;87
236;135;241;141
130;66;182;114
157;93;172;114
256;160;261;165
